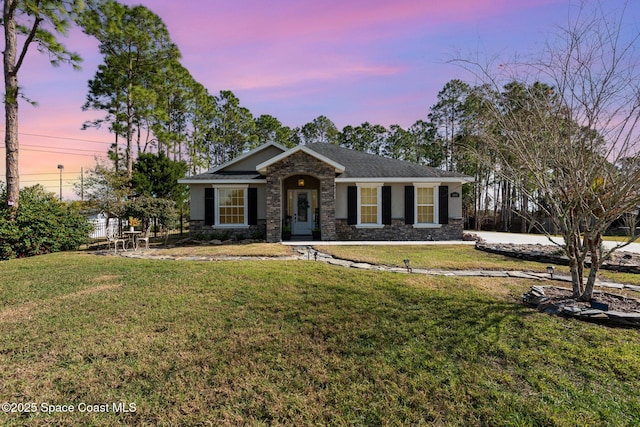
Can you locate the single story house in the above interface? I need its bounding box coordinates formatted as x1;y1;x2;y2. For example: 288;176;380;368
178;142;474;242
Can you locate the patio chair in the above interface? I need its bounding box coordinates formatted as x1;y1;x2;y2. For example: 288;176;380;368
107;228;126;253
137;223;152;250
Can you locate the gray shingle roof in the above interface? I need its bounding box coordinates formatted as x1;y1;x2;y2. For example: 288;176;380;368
304;143;469;179
181;143;472;181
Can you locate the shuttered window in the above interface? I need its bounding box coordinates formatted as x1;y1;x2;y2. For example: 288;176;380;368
410;185;449;226
348;184;387;226
207;186;254;227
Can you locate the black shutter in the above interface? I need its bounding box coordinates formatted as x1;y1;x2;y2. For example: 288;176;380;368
347;186;357;225
205;188;215;225
439;185;449;224
382;186;391;225
404;186;414;225
247;187;258;225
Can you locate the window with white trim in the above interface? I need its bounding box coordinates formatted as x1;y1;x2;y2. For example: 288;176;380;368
358;184;382;225
416;186;437;224
217;187;247;226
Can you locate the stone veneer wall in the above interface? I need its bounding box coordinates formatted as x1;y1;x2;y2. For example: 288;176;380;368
335;218;464;241
189;219;266;241
265;151;337;242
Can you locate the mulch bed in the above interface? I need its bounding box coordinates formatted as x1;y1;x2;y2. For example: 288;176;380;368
543;286;640;313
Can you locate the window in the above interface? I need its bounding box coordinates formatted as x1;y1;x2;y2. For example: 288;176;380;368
416;187;435;224
217;187;246;226
411;185;442;226
360;187;378;224
355;184;383;226
205;186;257;227
348;184;390;227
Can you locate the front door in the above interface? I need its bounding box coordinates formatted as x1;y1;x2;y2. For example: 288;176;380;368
291;190;314;235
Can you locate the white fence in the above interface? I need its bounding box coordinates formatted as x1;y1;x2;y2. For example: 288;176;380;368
89;216;123;240
88;214;184;241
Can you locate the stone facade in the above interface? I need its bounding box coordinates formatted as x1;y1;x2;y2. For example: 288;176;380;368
189;219;266;241
335;218;464;241
265;151;336;242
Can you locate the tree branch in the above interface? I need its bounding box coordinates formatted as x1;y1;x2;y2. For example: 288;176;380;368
14;16;43;74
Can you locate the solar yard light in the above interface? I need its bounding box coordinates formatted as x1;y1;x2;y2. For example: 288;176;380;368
547;265;555;279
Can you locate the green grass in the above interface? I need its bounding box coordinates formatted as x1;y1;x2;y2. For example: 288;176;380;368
319;244;640;287
318;244;554;271
156;242;294;257
1;251;639;426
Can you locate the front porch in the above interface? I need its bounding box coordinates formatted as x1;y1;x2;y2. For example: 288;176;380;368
264;150;337;243
283;175;320;240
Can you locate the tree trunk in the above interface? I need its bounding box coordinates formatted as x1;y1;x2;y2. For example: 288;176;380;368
520;178;528;233
580;234;602;301
566;235;583;297
474;167;480;230
126;90;133;180
114;133;119;172
582;263;599;302
126;54;134;180
3;0;19;213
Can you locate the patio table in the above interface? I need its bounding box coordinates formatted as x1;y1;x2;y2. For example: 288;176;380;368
123;230;142;251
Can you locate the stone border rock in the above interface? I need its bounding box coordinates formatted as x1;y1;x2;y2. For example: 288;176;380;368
522;286;640;328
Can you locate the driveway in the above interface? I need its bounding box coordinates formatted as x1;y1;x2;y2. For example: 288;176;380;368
473;231;640;254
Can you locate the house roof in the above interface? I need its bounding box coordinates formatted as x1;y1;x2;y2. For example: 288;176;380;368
303;143;471;180
179;142;474;184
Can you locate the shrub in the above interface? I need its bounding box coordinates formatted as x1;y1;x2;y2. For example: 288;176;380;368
0;185;92;260
121;196;178;231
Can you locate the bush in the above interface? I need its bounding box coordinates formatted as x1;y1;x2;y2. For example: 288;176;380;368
121;196;178;231
0;185;93;260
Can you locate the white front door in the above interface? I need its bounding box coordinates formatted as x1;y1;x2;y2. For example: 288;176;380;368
291;190;314;235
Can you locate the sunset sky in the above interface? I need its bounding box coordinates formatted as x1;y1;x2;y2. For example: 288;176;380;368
1;0;637;199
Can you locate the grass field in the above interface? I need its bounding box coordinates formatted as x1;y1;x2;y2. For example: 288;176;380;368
318;244;640;287
1;247;639;426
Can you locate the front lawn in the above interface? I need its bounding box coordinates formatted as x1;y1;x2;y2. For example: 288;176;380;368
319;244;640;287
319;244;557;271
0;251;638;426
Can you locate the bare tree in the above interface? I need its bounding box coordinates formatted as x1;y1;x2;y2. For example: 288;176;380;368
459;1;640;300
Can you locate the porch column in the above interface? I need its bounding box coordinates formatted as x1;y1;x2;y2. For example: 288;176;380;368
320;177;336;240
266;173;282;242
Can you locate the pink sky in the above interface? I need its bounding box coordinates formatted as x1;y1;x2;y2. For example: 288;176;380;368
1;0;637;199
